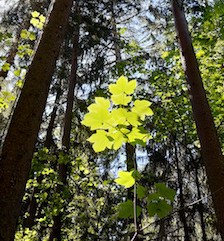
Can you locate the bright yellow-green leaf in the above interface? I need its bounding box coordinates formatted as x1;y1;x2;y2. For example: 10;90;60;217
16;80;23;88
36;22;44;30
87;130;112;152
196;49;205;58
126;112;140;126
81;111;111;130
82;97;111;130
88;97;110;113
29;32;36;41
20;29;29;39
132;100;153;120
110;108;128;125
161;51;169;59
14;69;21;77
39;15;46;23
31;11;40;18
30;18;40;27
2;63;10;72
115;171;135;188
109;76;137;95
108;129;127;150
127;127;151;143
111;93;132;106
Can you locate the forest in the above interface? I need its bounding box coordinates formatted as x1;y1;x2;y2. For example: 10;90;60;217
0;0;224;240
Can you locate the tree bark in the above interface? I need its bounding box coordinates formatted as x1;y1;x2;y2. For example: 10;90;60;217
171;0;224;239
195;162;207;241
0;0;73;240
173;138;190;241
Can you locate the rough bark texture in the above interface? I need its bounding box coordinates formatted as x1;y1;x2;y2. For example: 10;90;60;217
171;0;224;239
0;0;73;240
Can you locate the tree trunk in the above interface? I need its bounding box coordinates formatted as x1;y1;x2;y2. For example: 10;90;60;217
0;0;73;240
171;0;224;239
173;138;190;241
49;16;79;241
195;162;207;241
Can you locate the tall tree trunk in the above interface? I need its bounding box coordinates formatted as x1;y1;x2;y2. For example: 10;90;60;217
0;0;73;240
194;162;207;241
49;17;79;241
171;0;224;239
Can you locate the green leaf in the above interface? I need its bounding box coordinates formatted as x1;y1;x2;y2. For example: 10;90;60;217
155;183;176;201
14;69;21;77
20;29;29;39
132;100;153;120
29;32;36;41
147;192;160;202
16;80;23;88
87;130;112;152
137;184;146;199
115;170;135;188
118;200;142;218
2;62;10;72
147;200;172;218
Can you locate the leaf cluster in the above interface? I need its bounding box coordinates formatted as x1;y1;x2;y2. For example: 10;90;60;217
82;76;153;152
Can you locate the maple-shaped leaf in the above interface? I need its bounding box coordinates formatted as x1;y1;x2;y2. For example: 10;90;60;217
125;111;140;127
111;93;132;106
81;111;111;130
115;171;135;188
127;127;151;144
87;130;112;152
108;129;127;150
88;97;110;113
109;76;137;95
108;109;127;127
82;98;111;130
132;100;153;120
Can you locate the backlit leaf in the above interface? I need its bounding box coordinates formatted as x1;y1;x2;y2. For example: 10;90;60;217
132;100;153;120
109;76;137;95
87;130;112;152
111;93;132;106
115;171;135;188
